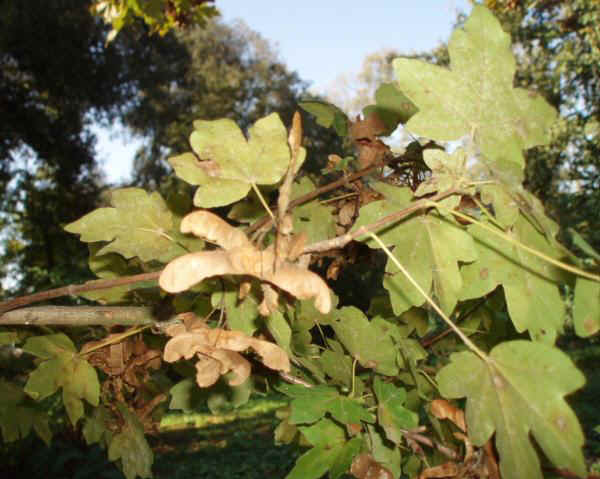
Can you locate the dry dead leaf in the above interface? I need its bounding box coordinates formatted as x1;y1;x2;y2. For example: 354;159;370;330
350;112;387;141
181;210;250;249
430;399;466;432
288;111;303;154
351;453;394;479
338;201;356;226
418;462;459;479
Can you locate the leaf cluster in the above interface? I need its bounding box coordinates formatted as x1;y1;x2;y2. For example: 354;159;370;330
1;5;599;479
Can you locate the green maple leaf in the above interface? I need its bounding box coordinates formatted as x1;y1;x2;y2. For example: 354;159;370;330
292;177;336;243
353;182;477;315
169;113;291;207
573;277;600;338
393;5;556;168
281;384;374;425
299;100;349;137
65;188;186;263
437;340;586;479
373;377;418;445
0;380;51;445
329;306;399;376
108;404;153;479
414;149;470;212
363;82;417;134
460;214;565;343
23;334;100;425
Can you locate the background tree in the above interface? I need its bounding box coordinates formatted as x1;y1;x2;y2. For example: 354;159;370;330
0;0;136;296
123;19;341;188
0;1;340;296
329;0;600;250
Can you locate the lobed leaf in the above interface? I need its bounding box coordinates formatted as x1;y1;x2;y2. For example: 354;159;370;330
353;182;477;315
393;5;557;169
108;405;153;479
65;188;186;263
460;214;565;343
437;340;586;479
171;113;290;207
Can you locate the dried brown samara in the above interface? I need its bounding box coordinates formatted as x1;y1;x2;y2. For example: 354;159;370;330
159;210;331;314
163;314;290;388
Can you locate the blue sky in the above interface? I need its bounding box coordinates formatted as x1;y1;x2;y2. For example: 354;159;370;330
97;0;471;182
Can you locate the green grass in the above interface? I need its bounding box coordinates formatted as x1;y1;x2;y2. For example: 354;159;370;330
152;396;300;479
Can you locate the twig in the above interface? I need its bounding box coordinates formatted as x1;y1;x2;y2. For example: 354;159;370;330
303;187;459;254
246;156;398;235
0;187;458;318
279;372;314;388
420;297;488;348
0;272;160;315
0;306;159;327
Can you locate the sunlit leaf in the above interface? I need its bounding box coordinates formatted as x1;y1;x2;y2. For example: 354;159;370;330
171;113;290;207
354;182;477;315
460;214;565;343
573;277;600;337
393;5;557;168
437;340;586;479
65;188;186;262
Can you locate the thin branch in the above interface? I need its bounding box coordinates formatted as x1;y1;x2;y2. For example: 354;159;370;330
303;187;459;253
0;272;160;315
0;306;159;327
246;156;398;235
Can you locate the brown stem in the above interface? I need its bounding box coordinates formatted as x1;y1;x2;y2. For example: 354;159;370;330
303;187;459;254
0;272;160;315
247;156;397;235
0;186;459;317
0;306;159;327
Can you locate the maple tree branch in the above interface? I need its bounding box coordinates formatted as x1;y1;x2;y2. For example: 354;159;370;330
247;156;398;235
0;186;459;317
302;187;460;254
0;306;160;327
0;272;160;315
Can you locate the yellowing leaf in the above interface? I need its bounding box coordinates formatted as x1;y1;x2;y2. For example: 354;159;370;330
65;188;186;263
393;5;556;168
573;277;600;338
460;215;565;343
170;113;290;207
437;340;586;479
